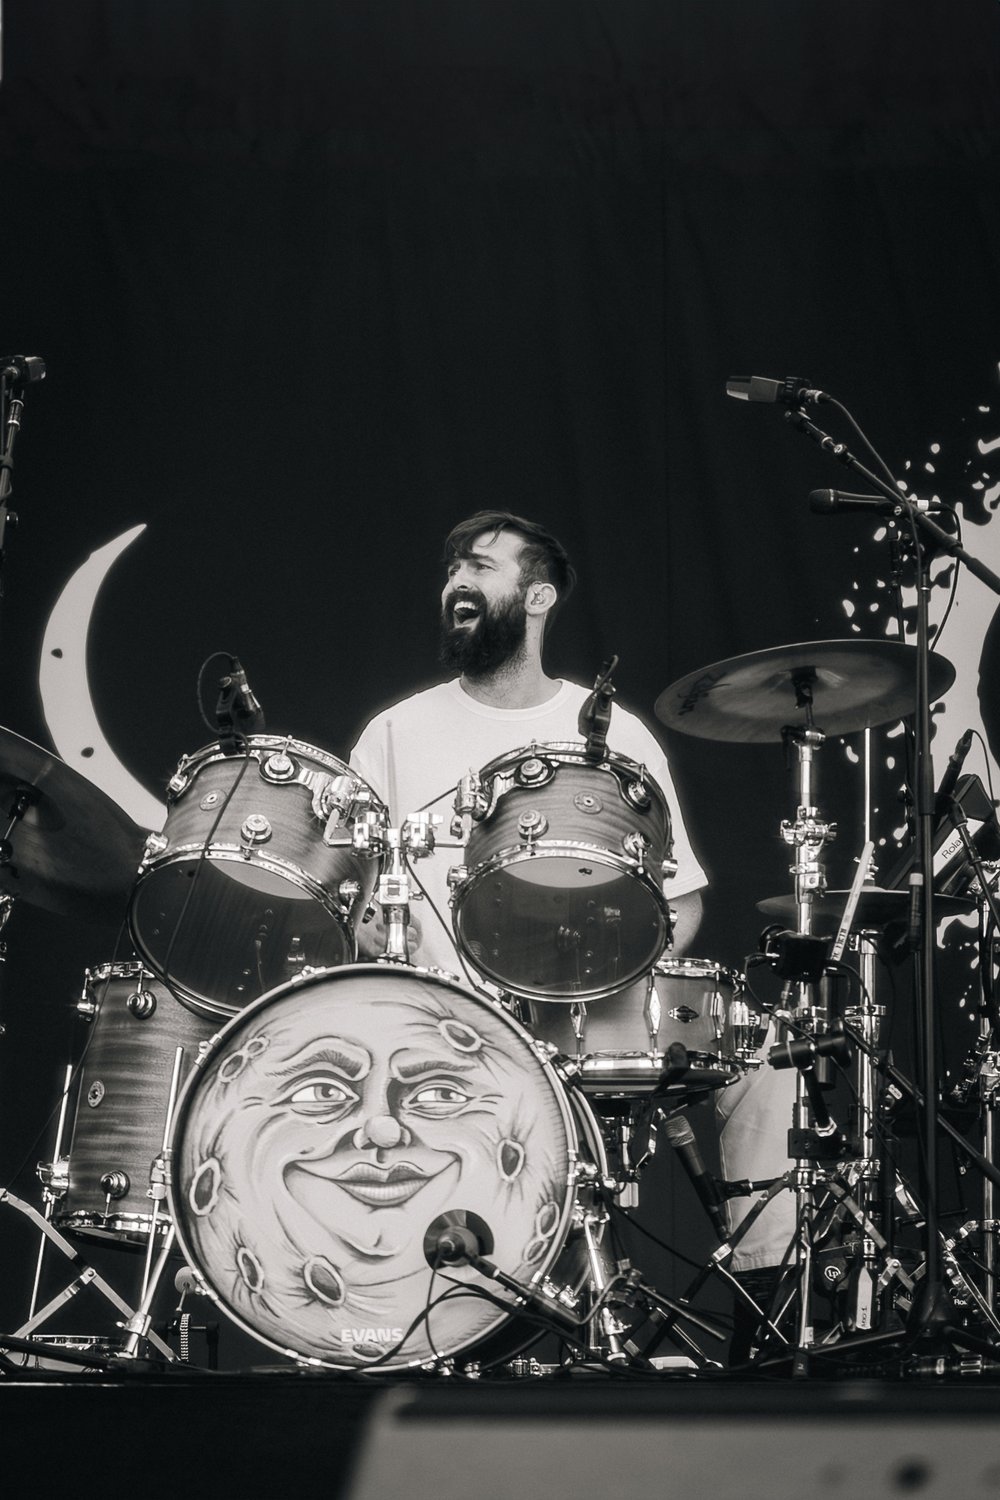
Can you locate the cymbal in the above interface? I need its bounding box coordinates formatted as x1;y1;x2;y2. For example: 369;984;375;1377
757;888;975;934
0;726;147;918
655;640;956;743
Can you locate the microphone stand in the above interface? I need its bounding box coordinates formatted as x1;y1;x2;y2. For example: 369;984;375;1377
788;402;1000;1349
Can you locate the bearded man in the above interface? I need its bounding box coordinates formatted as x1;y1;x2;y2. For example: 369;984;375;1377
349;510;706;970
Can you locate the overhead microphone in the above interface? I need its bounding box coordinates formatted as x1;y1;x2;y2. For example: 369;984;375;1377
809;489;945;517
0;355;46;385
725;375;827;406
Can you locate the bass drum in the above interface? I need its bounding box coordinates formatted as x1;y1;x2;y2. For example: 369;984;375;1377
168;965;608;1371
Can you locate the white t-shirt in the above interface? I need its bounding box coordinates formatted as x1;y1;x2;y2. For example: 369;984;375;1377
350;677;707;975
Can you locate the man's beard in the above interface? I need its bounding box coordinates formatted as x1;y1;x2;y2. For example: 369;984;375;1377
439;587;528;677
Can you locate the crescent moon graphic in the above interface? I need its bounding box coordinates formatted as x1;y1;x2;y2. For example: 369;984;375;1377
38;525;165;832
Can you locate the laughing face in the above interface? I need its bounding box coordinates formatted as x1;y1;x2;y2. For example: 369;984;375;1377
174;969;571;1366
439;527;531;676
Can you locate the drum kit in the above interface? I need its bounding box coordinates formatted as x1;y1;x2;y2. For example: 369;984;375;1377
2;631;1000;1379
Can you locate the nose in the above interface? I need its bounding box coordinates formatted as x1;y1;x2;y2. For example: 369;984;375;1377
352;1114;411;1150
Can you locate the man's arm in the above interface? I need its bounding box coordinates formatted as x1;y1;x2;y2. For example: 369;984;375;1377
668;888;704;955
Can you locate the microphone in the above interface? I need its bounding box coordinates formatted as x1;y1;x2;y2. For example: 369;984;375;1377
726;375;826;406
229;656;265;726
934;728;974;813
809;489;945;517
661;1113;728;1240
423;1210;495;1269
0;355;46;385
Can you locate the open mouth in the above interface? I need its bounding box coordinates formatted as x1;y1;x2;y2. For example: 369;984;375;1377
447;596;482;629
329;1160;438;1207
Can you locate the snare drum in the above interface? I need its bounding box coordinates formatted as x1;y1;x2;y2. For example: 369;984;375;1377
49;963;216;1244
449;742;672;1001
129;736;386;1018
525;956;760;1099
168;964;608;1370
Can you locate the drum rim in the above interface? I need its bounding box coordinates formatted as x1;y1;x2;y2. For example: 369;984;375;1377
170;735;386;791
128;856;360;1018
452;850;670;1003
166;962;586;1371
475;739;668;792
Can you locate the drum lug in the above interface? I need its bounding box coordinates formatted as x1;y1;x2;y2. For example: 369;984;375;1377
622;830;651;865
100;1170;130;1201
166;760;193;800
76;989;98;1020
126;986;157;1019
517;756;553;788
661;855;679;880
261;750;297;783
623;777;652;811
140;831;169;866
239;814;272;854
518;809;548;843
337;878;362;914
36;1155;69;1197
447;863;468;891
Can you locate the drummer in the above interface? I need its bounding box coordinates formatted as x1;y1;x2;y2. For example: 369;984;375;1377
349;510;707;967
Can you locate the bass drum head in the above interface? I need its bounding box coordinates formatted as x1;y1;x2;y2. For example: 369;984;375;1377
169;965;580;1371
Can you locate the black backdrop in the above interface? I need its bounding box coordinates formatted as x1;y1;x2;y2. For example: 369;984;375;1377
1;1;999;1352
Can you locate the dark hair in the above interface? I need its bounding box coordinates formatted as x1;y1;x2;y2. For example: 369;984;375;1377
444;511;577;617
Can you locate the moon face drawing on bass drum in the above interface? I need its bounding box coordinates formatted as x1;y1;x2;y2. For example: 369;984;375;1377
168;965;602;1370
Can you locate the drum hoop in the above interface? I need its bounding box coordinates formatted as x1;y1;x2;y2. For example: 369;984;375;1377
652;956;743;989
452;842;671;898
166;962;588;1370
177;735;368;781
478;739;659;782
133;845;362;917
85;960;152;984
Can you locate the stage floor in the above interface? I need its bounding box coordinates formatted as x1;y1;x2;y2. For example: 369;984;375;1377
3;1369;1000;1500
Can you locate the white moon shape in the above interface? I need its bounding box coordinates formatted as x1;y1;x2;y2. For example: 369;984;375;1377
39;525;165;832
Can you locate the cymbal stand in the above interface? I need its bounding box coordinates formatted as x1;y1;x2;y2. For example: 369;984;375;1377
839;926;888;1330
777;706;839;1372
787;398;1000;1347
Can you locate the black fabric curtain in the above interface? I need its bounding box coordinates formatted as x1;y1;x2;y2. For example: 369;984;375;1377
1;1;999;1338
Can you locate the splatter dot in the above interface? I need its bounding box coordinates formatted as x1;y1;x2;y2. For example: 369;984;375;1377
498;1138;526;1180
303;1256;346;1306
439;1017;484;1053
189;1156;222;1216
218;1035;269;1081
236;1245;265;1293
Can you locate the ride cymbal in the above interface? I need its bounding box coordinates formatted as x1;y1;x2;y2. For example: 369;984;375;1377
655;640;956;743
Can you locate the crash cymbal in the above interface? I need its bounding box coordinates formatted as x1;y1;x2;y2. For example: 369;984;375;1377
0;726;147;918
655;640;956;743
757;887;975;934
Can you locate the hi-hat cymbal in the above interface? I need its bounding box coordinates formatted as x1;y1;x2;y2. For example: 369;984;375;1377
757;887;974;934
0;726;147;918
655;640;956;743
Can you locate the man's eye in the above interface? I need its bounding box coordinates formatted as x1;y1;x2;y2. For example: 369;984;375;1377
283;1078;357;1111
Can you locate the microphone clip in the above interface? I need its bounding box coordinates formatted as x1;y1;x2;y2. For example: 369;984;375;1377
578;654;619;761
